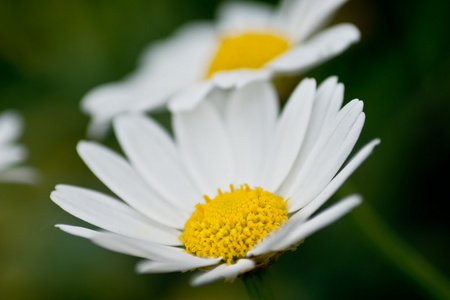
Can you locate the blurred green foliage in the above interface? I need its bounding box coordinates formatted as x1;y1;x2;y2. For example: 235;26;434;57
1;0;449;299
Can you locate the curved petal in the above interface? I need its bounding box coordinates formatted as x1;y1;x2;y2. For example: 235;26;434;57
279;77;344;195
290;139;380;222
51;185;181;245
173;101;234;197
278;99;363;205
91;231;221;266
224;81;278;187
136;258;220;274
271;195;361;252
261;78;316;192
114;114;201;211
56;224;98;239
77;141;187;229
58;226;214;265
287;108;365;212
190;259;255;286
268;23;360;74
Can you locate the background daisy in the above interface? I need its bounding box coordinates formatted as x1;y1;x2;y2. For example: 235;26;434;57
81;0;360;138
0;110;37;184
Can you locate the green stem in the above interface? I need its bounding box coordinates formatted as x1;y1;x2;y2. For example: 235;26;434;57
351;203;450;299
241;268;275;300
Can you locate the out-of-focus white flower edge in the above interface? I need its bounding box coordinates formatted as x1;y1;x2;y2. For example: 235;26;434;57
0;110;38;184
82;0;360;138
53;76;379;286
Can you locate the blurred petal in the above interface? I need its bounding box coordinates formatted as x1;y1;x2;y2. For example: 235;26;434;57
211;69;272;89
279;0;348;42
268;23;360;74
217;1;275;33
0;110;23;144
168;81;214;112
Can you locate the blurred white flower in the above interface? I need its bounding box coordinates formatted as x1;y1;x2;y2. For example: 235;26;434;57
0;110;37;184
82;0;360;138
54;77;378;286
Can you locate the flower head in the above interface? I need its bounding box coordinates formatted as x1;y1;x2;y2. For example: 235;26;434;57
0;110;37;184
53;77;378;286
82;0;360;137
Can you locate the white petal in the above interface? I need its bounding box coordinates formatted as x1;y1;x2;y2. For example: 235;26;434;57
138;22;216;82
279;99;363;209
173;101;234;197
86;117;112;140
77;141;187;229
58;227;189;262
114;114;201;211
224;81;278;187
168;81;214;112
91;231;221;266
271;195;362;252
248;195;361;255
56;224;98;239
279;77;343;195
81;81;166;120
261;78;316;192
0;166;39;184
211;69;272;89
0;145;27;171
136;258;219;274
51;184;181;245
268;23;360;74
287;108;365;212
216;1;275;34
0;110;23;144
191;259;255;287
280;0;349;43
290;139;380;223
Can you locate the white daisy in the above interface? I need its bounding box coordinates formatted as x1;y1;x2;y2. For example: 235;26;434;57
0;110;37;184
53;77;379;286
82;0;360;137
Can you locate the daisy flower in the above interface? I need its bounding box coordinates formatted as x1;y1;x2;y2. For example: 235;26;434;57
82;0;360;137
52;77;379;286
0;110;37;184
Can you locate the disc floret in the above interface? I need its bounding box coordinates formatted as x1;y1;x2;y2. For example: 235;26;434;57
180;184;288;264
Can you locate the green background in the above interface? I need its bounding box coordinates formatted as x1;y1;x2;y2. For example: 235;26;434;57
1;0;449;299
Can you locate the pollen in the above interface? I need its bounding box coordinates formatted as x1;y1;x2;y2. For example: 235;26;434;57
180;184;288;264
206;32;290;78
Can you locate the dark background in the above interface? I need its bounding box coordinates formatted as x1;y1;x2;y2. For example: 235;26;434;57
1;0;449;299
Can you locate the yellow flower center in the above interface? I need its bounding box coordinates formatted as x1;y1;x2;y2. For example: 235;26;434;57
180;184;288;264
206;32;290;78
